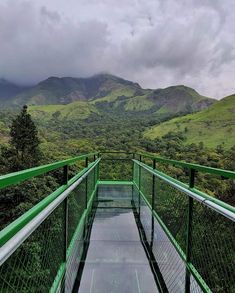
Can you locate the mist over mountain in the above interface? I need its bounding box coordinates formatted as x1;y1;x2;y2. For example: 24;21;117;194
0;79;30;105
0;74;215;120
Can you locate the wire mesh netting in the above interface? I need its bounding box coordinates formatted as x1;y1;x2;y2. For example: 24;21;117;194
0;173;60;231
87;166;96;202
133;161;139;185
133;161;234;292
134;161;188;252
1;157;234;293
68;180;86;245
191;201;235;293
140;166;153;205
151;217;186;292
154;176;188;252
99;153;133;181
65;167;97;291
0;204;65;292
0;164;99;292
139;195;152;245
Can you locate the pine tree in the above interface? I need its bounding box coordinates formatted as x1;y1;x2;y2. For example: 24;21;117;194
1;105;41;171
0;106;48;229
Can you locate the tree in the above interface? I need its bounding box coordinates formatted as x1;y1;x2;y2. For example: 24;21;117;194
5;105;41;170
0;106;55;229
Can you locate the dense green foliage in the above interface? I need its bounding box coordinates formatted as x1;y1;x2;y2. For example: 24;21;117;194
0;106;59;229
0;102;235;292
0;75;234;293
9;105;41;169
145;94;235;149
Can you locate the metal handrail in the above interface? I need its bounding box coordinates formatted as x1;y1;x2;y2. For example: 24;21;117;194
0;158;100;247
0;158;100;266
0;151;234;293
136;152;235;179
0;152;98;190
133;159;235;219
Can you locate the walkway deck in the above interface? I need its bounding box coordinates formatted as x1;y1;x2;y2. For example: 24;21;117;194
75;184;159;293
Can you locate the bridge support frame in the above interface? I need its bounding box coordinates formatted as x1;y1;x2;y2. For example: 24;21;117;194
185;168;195;292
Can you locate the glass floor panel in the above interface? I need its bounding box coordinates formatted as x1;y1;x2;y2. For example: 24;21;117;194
73;184;202;293
75;185;159;293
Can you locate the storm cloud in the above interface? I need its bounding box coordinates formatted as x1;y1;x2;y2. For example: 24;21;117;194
0;0;234;99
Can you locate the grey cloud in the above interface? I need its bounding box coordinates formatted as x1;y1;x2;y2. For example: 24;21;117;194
0;1;109;83
0;0;234;99
40;6;61;23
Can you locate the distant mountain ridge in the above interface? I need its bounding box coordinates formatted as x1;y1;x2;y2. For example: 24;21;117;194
4;74;142;106
0;74;215;120
0;79;30;105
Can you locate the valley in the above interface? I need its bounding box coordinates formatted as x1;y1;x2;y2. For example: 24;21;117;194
0;74;234;162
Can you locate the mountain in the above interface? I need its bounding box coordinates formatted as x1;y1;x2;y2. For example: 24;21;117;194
111;85;214;116
28;83;215;123
144;94;235;149
10;74;141;106
0;79;30;107
0;74;214;120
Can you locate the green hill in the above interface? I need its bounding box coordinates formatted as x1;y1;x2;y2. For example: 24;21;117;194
27;84;214;123
11;74;141;106
0;75;214;120
29;101;98;121
145;94;235;149
92;84;214;118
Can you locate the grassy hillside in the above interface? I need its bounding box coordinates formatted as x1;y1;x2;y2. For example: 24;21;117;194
18;80;215;124
29;101;98;121
145;94;235;149
0;75;214;119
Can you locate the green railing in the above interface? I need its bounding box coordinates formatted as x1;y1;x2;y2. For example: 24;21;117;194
0;153;99;292
132;153;235;293
0;151;234;292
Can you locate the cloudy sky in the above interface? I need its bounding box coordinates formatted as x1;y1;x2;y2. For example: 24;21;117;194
0;0;234;99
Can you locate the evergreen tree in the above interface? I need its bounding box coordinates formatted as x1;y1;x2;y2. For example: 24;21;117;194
1;105;41;171
0;106;56;229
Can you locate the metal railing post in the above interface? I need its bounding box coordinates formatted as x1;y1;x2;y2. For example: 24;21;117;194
96;154;100;200
139;155;142;189
63;165;68;285
138;155;142;214
185;168;195;292
93;155;96;188
152;158;156;210
85;157;88;208
132;153;135;181
132;153;135;201
151;159;156;248
97;153;100;181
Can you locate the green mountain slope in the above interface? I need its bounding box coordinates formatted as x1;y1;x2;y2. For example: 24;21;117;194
27;84;214;124
145;94;235;149
11;74;141;106
90;83;214;119
29;101;98;121
0;74;214;119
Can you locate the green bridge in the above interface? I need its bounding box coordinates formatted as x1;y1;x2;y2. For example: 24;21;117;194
0;152;234;292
